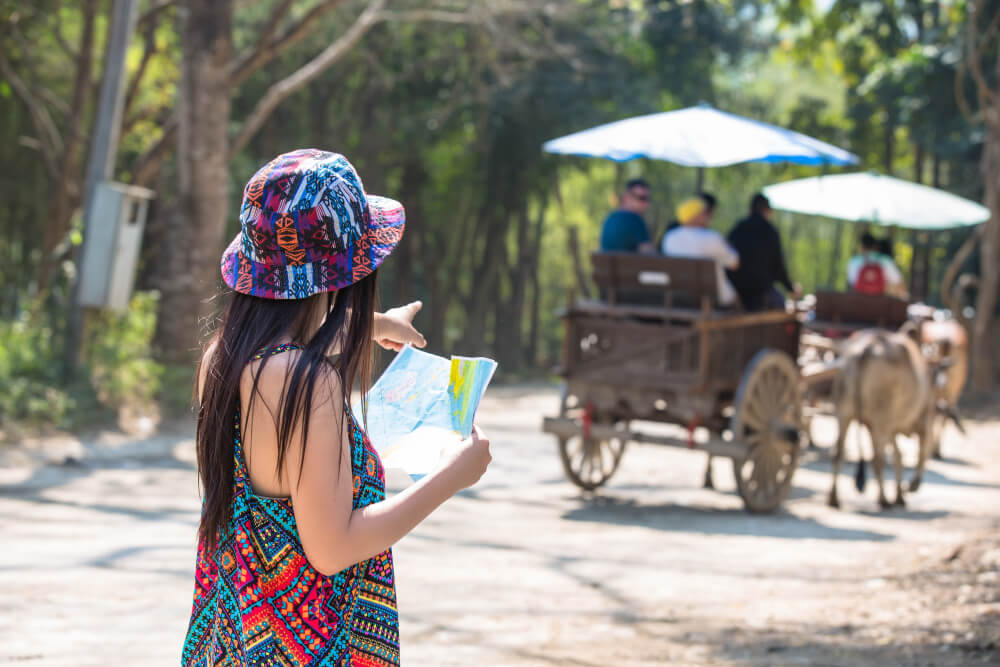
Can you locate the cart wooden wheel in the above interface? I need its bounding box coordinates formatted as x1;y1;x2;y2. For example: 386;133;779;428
557;427;628;491
556;394;628;491
730;349;803;513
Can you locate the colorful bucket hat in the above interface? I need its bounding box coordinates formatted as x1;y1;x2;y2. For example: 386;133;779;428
221;149;405;299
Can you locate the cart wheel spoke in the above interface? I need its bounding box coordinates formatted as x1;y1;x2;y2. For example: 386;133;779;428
568;438;584;467
741;402;767;433
599;442;614;477
582;442;596;481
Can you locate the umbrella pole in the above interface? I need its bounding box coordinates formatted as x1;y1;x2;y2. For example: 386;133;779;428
696;167;705;192
909;230;931;303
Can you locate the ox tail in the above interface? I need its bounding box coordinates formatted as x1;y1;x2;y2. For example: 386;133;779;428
852;342;877;494
854;456;867;493
940;402;967;436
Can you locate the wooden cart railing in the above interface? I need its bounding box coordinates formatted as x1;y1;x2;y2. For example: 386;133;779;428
809;290;909;336
566;253;800;396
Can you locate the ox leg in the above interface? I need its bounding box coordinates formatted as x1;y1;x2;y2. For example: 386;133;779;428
703;454;714;489
909;416;933;493
828;419;847;509
870;431;891;510
891;437;906;507
927;413;943;461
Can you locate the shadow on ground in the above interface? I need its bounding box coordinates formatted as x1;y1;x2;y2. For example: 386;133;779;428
560;495;894;541
691;621;998;666
0;432;195;506
798;447;999;491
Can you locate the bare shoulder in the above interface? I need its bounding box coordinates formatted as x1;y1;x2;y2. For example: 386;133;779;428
243;348;343;414
244;350;349;486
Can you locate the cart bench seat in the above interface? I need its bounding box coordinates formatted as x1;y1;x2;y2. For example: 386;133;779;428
591;252;719;311
809;290;909;335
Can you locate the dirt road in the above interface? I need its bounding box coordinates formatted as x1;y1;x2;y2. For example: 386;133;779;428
1;386;998;665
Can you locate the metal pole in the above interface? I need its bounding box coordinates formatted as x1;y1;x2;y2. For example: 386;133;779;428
65;0;140;373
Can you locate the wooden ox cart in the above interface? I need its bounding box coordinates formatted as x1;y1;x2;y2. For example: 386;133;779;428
542;252;814;513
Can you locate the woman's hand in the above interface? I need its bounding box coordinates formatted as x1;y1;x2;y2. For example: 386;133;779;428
436;425;492;492
374;301;427;351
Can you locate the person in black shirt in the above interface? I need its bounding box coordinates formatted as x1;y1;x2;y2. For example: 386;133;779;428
726;193;799;311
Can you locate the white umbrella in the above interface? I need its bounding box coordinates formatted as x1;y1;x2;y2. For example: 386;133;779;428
762;172;989;229
543;103;858;167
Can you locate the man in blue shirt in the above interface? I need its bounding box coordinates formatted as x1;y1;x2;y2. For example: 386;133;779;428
599;178;655;253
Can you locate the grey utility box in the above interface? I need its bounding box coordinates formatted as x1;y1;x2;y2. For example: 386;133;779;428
78;181;156;311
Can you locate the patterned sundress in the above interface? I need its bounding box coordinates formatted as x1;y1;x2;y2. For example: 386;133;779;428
183;344;400;666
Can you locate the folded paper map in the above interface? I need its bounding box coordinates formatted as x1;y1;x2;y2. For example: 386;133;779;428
359;346;497;477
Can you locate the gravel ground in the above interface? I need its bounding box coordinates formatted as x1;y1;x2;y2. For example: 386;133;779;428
1;385;998;666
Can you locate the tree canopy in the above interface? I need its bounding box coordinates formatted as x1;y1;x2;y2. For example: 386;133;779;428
1;0;997;429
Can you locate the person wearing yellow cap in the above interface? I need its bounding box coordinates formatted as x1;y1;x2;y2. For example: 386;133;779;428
676;197;707;226
661;192;740;307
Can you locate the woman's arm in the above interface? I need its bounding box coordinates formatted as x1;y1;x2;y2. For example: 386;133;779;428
271;365;489;575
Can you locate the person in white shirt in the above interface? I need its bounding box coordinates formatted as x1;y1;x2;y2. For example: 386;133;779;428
661;195;740;307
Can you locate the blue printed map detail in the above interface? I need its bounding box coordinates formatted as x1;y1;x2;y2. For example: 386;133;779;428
360;346;497;477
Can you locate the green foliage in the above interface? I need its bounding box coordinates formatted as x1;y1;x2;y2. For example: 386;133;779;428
1;0;992;426
158;363;196;420
0;292;164;436
84;291;164;413
0;313;77;429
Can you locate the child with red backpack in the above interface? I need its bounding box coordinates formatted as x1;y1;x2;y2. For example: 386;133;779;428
847;232;905;296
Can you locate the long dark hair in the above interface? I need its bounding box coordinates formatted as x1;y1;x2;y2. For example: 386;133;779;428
195;270;379;548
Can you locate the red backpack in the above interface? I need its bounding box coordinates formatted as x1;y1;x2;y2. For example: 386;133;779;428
855;259;886;295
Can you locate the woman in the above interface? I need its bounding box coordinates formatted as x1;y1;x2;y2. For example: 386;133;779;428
182;149;492;666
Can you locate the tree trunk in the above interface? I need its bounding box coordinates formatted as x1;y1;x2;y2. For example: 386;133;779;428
425;278;448;354
34;0;98;295
393;157;426;305
136;196;170;292
825;219;844;288
810;222;822;288
940;226;981;328
526;261;542;368
909;231;931;302
458;209;507;356
418;216;449;353
154;0;234;363
912;233;924;301
971;122;1000;392
524;197;546;368
490;254;508;368
567;225;591;299
491;200;536;372
884;111;896;175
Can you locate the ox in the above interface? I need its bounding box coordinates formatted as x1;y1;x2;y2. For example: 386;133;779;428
828;328;937;509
